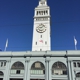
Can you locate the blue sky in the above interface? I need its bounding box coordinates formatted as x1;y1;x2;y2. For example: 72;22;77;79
0;0;80;51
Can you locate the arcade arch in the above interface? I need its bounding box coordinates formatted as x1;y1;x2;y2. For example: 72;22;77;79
52;61;67;75
11;61;24;74
30;61;45;75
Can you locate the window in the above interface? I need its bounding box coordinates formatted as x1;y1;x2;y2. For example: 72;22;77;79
74;62;76;67
11;62;24;74
63;71;67;75
39;11;41;15
42;11;43;15
41;35;42;38
36;11;38;15
36;42;37;45
43;70;45;74
44;11;45;15
46;10;48;14
11;62;24;69
31;61;45;75
4;62;6;66
0;61;6;67
0;71;3;76
76;72;80;77
16;70;20;74
52;61;67;75
77;62;80;67
45;41;47;45
1;62;3;67
35;62;41;68
40;49;42;51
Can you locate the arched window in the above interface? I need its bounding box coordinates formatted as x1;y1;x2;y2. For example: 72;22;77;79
0;71;3;76
11;61;24;74
11;61;24;69
76;72;80;77
31;61;45;75
52;61;67;75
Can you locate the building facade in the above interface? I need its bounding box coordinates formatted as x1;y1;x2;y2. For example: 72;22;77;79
0;51;80;80
0;0;80;80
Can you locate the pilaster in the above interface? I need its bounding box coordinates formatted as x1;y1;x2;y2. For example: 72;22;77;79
45;57;51;80
24;60;28;80
24;57;30;80
67;60;72;80
71;61;75;80
48;59;51;80
4;60;10;80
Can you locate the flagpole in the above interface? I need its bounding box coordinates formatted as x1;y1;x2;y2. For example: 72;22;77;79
75;45;77;50
4;39;8;51
74;36;77;50
4;45;6;51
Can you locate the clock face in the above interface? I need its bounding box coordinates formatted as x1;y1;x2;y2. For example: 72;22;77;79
36;24;46;33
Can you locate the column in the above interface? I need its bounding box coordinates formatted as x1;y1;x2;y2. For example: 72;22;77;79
45;60;48;80
71;61;75;80
24;60;28;80
24;57;30;80
26;59;30;80
48;60;51;80
67;60;72;80
3;60;10;80
45;57;50;80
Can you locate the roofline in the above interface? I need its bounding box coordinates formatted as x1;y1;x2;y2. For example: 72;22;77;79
0;50;80;57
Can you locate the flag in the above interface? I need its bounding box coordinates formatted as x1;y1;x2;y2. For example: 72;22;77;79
6;39;8;48
74;36;77;46
40;40;43;43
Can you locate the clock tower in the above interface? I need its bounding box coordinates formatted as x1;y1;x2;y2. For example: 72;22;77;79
32;0;51;51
